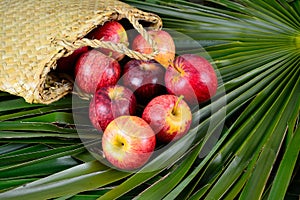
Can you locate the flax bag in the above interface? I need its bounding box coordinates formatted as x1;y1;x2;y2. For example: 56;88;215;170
0;0;162;104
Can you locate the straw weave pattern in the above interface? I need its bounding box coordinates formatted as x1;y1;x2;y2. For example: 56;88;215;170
0;0;162;104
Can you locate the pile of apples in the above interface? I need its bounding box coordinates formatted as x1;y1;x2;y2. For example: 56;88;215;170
57;21;218;170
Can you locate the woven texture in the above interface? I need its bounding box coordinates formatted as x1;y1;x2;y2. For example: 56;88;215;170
0;0;162;104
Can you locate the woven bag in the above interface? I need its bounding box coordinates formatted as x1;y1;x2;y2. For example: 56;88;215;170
0;0;162;104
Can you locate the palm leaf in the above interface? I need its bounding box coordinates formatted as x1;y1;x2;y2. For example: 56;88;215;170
0;0;299;199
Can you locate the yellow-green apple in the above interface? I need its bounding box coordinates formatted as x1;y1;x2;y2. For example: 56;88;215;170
132;30;175;68
142;94;192;143
102;115;156;170
75;49;121;94
87;21;128;61
56;46;89;74
122;59;166;105
165;54;218;105
89;85;136;131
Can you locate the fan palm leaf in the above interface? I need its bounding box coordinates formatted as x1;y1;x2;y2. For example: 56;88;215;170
0;0;299;199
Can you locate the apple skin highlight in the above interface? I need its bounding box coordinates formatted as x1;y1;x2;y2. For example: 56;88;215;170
122;59;166;104
132;30;175;68
102;116;156;170
142;94;192;143
89;85;136;131
165;54;218;105
87;21;128;61
75;50;121;94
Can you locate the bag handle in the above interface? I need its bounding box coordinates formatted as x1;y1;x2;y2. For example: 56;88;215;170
54;7;162;61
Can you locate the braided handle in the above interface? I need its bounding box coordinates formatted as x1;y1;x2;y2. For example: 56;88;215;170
54;7;162;61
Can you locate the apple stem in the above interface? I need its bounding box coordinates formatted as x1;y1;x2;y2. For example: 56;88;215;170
172;95;184;115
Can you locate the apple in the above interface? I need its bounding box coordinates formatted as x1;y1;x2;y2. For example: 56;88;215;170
102;115;156;170
132;30;175;68
56;46;89;74
74;49;121;94
142;94;192;143
87;21;128;61
89;85;136;131
122;59;166;105
165;54;218;105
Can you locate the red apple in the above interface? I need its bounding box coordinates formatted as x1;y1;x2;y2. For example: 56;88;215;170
102;115;156;170
87;21;128;61
142;94;192;143
132;30;175;68
89;85;136;131
56;46;89;74
75;49;121;94
165;54;218;105
122;59;166;105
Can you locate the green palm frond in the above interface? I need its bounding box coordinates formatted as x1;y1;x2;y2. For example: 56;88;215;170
0;0;299;199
